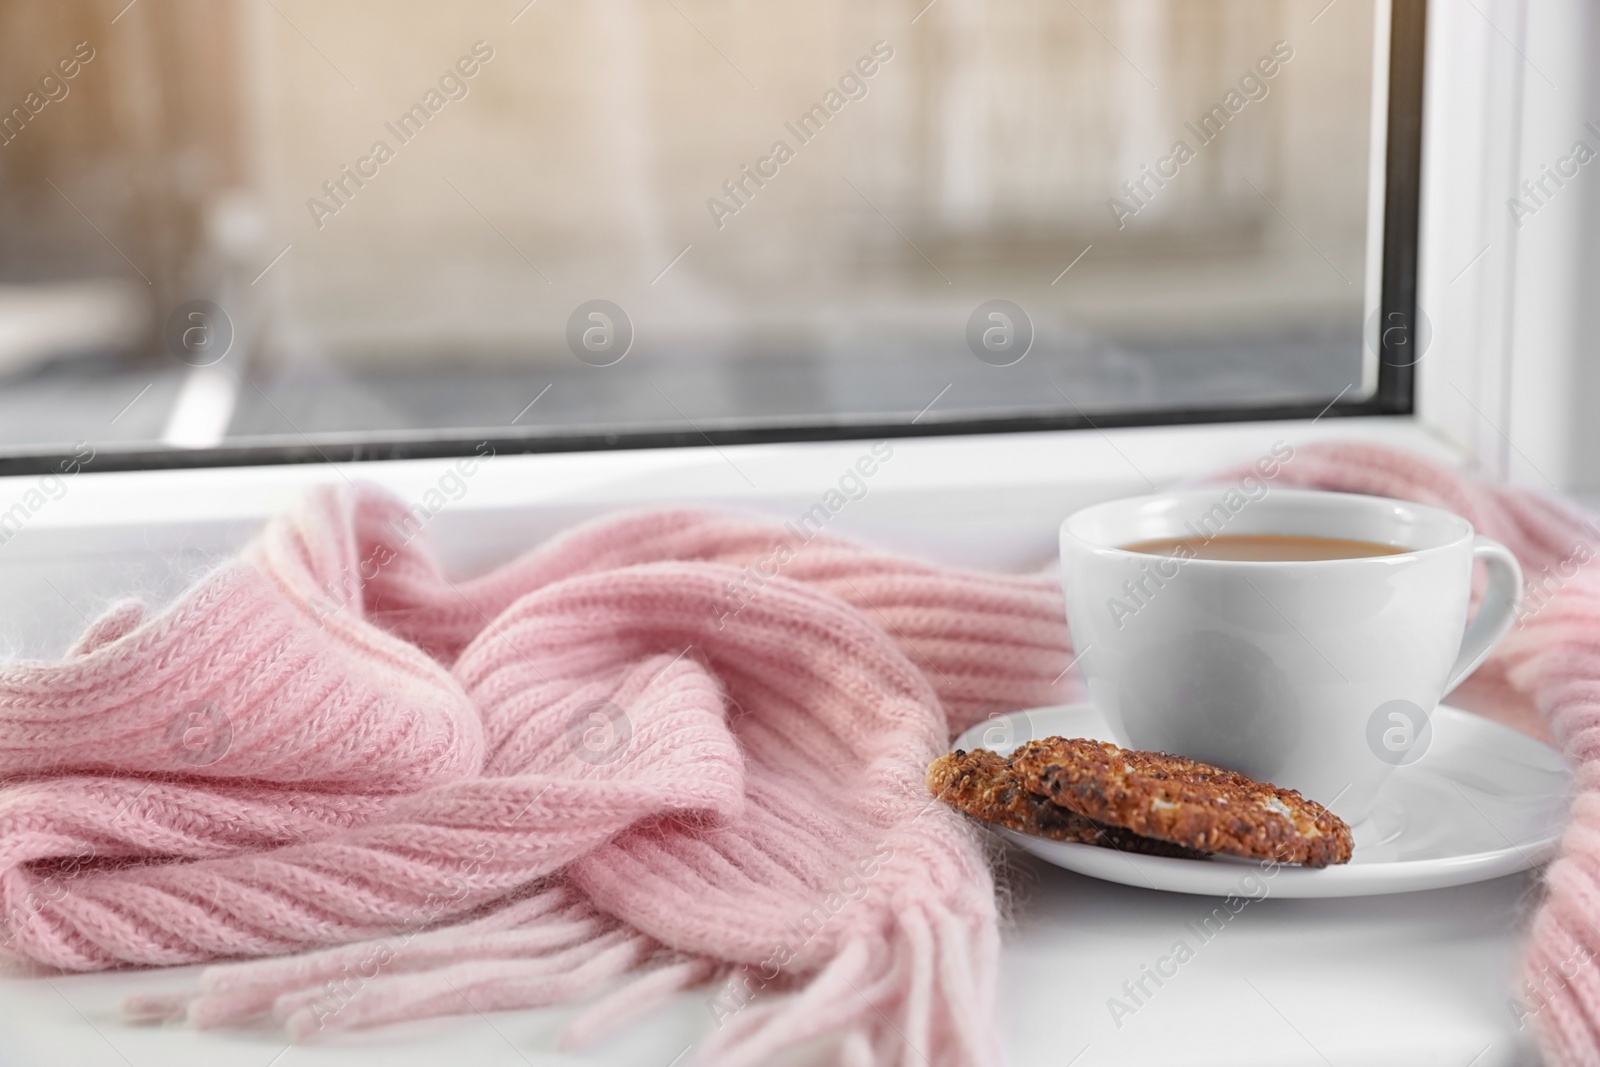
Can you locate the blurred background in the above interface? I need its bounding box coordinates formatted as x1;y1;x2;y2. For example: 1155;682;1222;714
0;0;1379;458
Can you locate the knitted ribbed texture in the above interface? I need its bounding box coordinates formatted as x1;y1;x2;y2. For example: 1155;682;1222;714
2;443;1595;1065
0;484;1069;1065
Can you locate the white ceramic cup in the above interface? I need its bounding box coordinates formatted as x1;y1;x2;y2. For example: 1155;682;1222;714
1059;488;1521;823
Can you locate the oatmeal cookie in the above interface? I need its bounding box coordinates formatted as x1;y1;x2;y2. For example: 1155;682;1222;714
1009;737;1353;867
926;748;1210;860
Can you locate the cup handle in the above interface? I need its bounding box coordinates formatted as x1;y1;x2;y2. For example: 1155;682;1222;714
1444;536;1523;693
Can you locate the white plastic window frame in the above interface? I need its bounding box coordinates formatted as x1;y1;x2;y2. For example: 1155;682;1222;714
1417;0;1589;493
0;0;1542;575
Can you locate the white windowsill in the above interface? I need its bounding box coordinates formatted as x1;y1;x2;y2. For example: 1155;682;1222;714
0;415;1458;566
0;415;1542;1067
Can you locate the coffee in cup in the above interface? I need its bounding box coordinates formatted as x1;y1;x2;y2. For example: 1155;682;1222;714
1059;488;1521;822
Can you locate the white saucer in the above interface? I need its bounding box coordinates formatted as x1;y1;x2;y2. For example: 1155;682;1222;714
951;703;1571;898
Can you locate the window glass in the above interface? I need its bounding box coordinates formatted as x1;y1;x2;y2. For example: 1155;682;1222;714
0;0;1386;463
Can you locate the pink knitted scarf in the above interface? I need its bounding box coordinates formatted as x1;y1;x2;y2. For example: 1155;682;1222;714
0;474;1068;1065
0;441;1596;1065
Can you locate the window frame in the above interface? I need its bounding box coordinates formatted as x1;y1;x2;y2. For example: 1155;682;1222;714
0;0;1428;479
